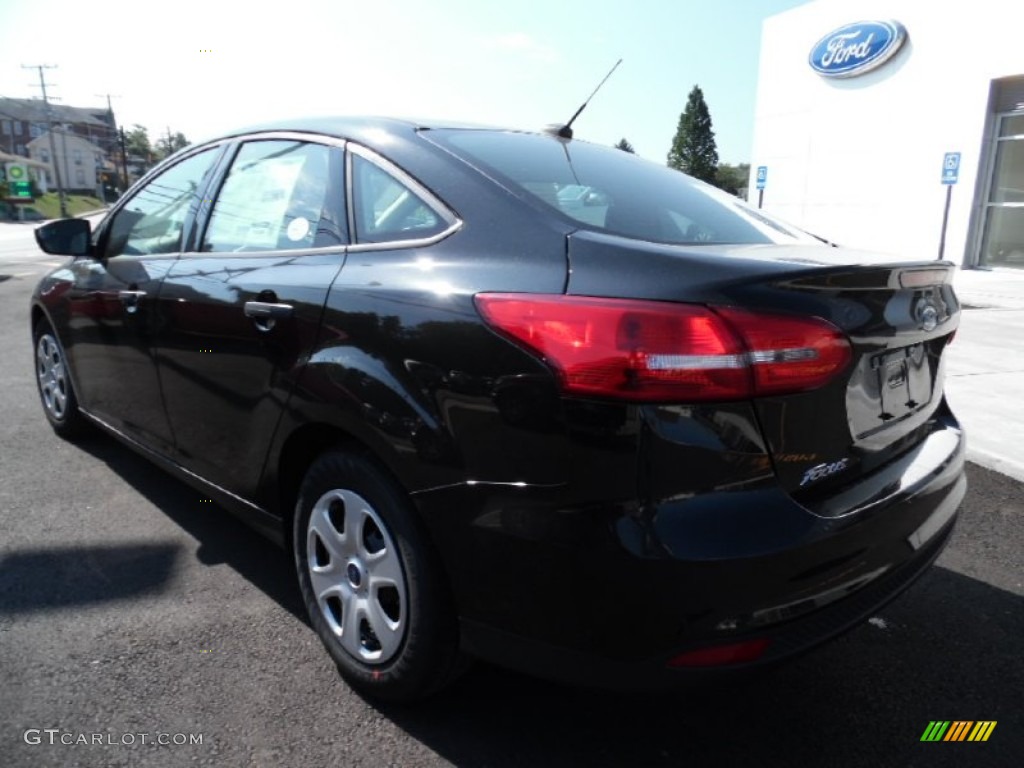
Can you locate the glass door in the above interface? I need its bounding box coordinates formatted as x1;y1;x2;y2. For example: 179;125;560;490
980;112;1024;267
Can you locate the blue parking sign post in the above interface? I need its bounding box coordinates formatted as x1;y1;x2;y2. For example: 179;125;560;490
756;166;767;209
942;152;961;185
938;153;960;260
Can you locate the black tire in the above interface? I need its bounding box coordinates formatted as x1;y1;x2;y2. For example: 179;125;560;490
32;319;90;440
293;450;464;702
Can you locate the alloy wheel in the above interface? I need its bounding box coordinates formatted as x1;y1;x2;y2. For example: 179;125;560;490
36;333;68;421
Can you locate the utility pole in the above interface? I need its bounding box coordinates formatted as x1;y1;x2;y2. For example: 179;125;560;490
23;64;69;217
118;127;130;195
95;93;124;195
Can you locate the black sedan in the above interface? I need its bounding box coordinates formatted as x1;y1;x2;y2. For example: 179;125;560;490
30;118;965;701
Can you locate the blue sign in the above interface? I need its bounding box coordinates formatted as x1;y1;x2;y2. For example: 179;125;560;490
809;20;907;78
756;166;767;190
941;152;960;185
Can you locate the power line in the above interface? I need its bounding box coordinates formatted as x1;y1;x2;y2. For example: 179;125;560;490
22;63;68;217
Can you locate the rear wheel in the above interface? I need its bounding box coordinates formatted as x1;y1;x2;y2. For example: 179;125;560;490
33;319;89;439
293;450;464;702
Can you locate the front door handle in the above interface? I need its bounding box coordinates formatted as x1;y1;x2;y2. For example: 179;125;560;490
244;300;294;331
118;289;146;314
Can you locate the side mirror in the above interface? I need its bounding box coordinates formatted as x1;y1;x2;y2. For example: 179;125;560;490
34;219;92;257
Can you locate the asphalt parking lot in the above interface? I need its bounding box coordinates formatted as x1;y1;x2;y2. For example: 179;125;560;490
1;244;1022;768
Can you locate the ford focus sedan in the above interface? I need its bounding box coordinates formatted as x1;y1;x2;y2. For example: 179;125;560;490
30;117;965;701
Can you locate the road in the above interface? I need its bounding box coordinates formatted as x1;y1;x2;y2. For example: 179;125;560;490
1;226;1021;767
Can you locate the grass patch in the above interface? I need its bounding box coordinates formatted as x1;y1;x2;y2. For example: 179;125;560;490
31;193;105;219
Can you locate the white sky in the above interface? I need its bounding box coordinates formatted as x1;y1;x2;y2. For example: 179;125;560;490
0;0;807;163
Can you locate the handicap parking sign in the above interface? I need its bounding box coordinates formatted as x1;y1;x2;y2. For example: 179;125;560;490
756;166;767;190
942;152;960;185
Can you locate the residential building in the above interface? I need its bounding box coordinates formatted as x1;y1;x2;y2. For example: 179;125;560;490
27;132;105;195
0;96;118;161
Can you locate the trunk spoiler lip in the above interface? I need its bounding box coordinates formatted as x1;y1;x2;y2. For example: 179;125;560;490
782;264;955;291
569;231;956;275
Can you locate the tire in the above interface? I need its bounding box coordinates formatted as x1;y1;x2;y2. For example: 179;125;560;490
293;450;464;702
32;319;90;440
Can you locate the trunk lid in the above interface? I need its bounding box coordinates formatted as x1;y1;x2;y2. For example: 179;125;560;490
732;261;959;497
565;234;961;497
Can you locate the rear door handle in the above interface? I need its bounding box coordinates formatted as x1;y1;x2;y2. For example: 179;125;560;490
244;300;293;331
118;289;146;314
244;301;294;319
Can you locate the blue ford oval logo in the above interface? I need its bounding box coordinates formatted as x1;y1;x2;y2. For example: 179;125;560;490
809;20;907;78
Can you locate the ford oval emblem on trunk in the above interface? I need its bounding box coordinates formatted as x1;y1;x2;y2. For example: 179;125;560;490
809;20;907;78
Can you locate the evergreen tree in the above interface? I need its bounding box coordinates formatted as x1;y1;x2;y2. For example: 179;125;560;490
614;138;635;154
715;162;751;199
667;85;719;184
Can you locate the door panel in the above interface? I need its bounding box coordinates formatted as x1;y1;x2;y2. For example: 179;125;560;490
64;147;220;450
154;139;347;498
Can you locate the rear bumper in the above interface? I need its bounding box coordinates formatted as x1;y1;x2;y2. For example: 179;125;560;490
460;502;958;689
414;406;966;688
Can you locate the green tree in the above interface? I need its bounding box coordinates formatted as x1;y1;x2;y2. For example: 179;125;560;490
667;85;719;184
614;138;635;154
715;162;751;199
123;124;153;163
154;130;190;160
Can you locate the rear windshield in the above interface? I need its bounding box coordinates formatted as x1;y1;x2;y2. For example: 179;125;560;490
426;129;816;246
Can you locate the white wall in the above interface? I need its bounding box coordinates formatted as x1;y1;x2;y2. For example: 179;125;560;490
750;0;1024;263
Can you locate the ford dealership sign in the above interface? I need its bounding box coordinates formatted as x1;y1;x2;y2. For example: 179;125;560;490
809;20;907;78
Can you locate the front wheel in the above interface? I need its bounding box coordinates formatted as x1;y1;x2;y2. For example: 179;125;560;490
33;319;90;439
293;450;464;702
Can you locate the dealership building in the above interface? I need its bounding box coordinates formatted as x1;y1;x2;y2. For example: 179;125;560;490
750;0;1024;269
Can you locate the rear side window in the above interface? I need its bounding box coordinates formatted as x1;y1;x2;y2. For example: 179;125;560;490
351;154;449;244
428;130;813;246
202;140;344;252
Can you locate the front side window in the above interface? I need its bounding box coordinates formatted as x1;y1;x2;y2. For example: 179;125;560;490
103;147;218;258
351;154;449;244
202;140;342;252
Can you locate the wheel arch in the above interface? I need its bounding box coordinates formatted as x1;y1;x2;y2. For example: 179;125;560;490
30;301;51;334
275;423;364;552
272;421;447;559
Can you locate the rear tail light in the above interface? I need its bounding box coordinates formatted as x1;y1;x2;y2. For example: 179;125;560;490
474;294;851;402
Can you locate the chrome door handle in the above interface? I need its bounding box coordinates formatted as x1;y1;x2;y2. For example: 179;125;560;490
244;300;293;331
244;301;294;319
118;289;146;314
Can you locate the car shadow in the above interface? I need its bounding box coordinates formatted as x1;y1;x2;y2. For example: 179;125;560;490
0;542;180;615
70;434;307;623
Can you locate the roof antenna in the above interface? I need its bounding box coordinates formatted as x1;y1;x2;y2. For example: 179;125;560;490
547;58;622;140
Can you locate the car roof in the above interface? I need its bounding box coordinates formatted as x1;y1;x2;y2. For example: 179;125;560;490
201;116;512;147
